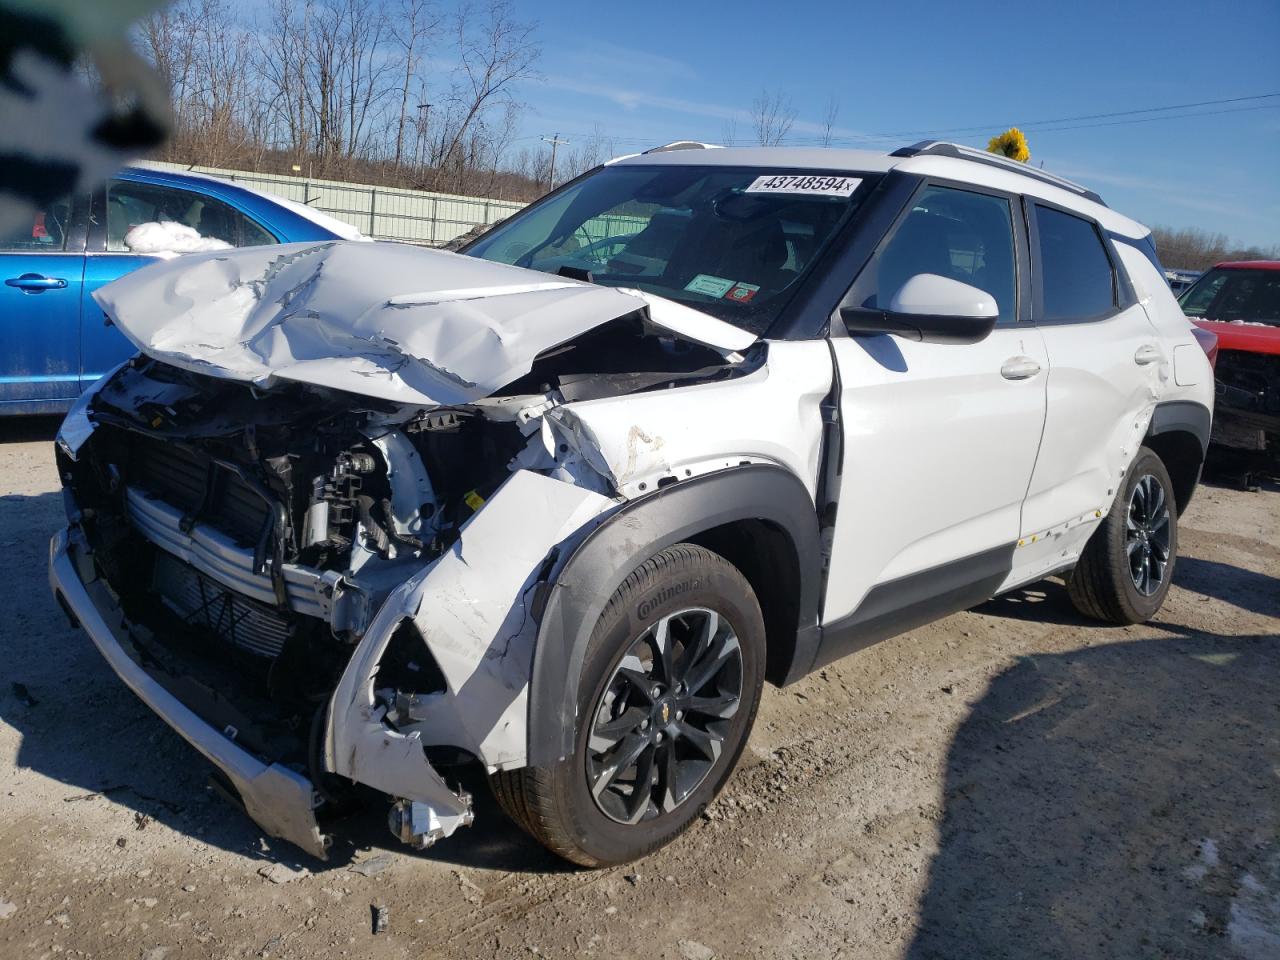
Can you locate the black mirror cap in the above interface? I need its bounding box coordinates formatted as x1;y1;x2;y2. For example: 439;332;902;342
839;306;997;345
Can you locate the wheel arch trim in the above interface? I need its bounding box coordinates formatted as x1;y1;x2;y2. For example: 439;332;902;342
527;464;822;767
1145;399;1211;514
1147;399;1211;455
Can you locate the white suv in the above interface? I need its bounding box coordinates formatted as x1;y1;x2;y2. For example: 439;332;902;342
50;141;1214;866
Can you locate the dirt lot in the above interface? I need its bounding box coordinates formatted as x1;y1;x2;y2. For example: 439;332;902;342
1;415;1276;960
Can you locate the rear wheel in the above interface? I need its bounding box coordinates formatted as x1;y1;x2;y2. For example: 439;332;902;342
492;543;765;866
1068;446;1178;624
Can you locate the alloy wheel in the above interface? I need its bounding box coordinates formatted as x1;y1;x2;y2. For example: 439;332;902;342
1126;474;1171;596
586;608;743;825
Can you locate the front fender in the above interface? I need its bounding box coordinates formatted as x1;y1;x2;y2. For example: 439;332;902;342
526;463;822;767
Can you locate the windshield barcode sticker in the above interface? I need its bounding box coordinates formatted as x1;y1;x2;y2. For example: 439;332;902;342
745;174;862;197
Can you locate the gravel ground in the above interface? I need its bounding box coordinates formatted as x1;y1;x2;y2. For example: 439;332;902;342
1;415;1276;960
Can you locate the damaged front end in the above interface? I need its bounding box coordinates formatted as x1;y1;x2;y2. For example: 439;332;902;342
49;242;764;857
1210;348;1280;466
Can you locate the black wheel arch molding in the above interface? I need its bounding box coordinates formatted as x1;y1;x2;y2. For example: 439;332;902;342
1145;399;1212;514
1147;399;1212;455
525;463;823;767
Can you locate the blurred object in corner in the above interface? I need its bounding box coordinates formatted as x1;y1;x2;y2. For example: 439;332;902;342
0;0;172;235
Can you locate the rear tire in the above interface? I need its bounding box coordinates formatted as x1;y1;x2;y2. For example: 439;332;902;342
492;543;765;866
1068;446;1178;624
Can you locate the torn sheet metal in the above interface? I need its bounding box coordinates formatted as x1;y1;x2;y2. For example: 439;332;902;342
55;360;129;460
327;469;614;778
621;289;757;354
543;340;833;500
92;242;753;406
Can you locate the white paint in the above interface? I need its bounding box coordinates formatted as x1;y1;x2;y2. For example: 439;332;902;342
888;273;998;318
894;154;1147;239
546;340;832;501
619;289;758;352
824;327;1050;621
1172;344;1201;386
327;470;614;772
92;241;752;407
1019;304;1161;553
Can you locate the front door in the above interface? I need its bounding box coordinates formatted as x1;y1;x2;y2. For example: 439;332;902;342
819;182;1048;664
0;195;88;406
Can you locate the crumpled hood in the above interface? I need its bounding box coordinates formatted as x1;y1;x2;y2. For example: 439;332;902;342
92;241;755;406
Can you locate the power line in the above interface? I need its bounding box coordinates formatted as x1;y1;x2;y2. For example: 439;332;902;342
514;92;1280;153
874;92;1280;138
791;101;1280;146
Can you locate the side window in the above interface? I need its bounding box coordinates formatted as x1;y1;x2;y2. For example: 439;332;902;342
854;185;1018;323
106;180;278;252
0;195;73;252
1035;205;1115;321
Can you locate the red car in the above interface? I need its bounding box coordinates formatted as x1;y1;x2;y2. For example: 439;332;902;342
1179;261;1280;467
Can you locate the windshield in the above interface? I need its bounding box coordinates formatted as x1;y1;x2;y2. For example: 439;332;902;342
464;165;875;336
1179;267;1280;326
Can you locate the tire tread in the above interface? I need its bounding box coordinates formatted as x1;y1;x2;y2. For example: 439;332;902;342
491;543;757;866
1067;446;1176;625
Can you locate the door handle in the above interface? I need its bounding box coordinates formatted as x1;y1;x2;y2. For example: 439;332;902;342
1000;356;1042;380
5;273;68;293
1134;343;1163;365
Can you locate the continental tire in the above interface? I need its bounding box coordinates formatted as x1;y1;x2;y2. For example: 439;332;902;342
491;543;765;866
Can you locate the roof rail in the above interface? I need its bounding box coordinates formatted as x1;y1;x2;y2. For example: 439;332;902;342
642;140;722;154
890;140;1106;206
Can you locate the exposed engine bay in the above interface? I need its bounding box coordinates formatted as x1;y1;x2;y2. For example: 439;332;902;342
55;299;769;855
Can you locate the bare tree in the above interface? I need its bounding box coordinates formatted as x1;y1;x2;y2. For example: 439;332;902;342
390;0;440;169
751;88;796;146
432;0;539;190
720;117;738;147
820;96;839;147
1151;225;1279;272
139;0;260;167
136;0;551;200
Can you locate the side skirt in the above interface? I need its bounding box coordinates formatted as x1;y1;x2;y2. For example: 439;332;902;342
811;543;1015;670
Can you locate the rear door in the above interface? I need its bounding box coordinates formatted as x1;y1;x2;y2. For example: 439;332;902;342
0;194;88;407
819;181;1049;662
1016;201;1164;578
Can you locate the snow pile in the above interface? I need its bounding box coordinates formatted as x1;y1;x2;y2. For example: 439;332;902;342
124;221;232;258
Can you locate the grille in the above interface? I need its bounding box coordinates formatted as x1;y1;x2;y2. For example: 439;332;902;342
128;435;272;546
153;552;292;659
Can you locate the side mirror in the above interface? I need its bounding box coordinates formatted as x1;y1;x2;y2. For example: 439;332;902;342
840;273;998;345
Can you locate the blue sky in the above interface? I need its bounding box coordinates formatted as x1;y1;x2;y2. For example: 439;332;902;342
499;0;1279;248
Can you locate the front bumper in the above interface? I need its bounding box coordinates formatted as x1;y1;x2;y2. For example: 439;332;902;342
49;526;331;859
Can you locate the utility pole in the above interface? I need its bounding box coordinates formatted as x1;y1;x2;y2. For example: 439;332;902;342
541;133;569;190
416;102;432;170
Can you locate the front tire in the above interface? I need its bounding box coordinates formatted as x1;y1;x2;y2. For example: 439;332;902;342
492;543;765;866
1068;446;1178;624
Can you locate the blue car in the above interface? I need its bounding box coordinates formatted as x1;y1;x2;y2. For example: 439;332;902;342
0;166;363;415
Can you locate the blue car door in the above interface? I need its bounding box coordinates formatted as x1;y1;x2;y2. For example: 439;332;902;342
80;176;285;386
0;195;89;408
